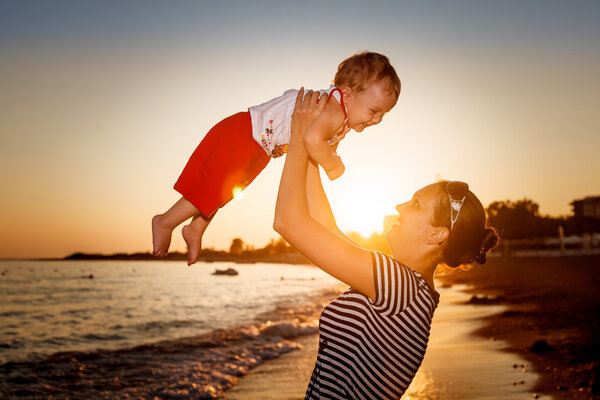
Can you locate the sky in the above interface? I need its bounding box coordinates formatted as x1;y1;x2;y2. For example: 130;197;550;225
1;0;599;259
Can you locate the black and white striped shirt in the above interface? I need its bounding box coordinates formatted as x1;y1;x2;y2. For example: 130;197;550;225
306;251;440;399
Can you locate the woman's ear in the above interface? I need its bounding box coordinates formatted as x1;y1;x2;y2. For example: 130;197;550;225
426;227;449;246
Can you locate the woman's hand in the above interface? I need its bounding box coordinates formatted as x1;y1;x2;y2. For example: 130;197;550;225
290;88;327;144
327;124;350;154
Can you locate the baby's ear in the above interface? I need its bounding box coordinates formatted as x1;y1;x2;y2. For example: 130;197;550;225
340;86;353;102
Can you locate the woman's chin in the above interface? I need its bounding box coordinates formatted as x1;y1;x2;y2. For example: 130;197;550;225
385;228;396;243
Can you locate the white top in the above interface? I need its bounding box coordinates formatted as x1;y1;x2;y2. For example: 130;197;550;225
249;86;342;158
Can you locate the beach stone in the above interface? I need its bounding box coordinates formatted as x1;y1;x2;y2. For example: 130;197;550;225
259;348;279;360
530;339;554;353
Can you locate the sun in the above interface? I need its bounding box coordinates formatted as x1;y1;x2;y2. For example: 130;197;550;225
328;177;396;238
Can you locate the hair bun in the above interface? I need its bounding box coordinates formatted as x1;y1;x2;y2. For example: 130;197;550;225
474;228;499;264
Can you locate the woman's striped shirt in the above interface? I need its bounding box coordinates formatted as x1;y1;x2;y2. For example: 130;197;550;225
305;251;440;399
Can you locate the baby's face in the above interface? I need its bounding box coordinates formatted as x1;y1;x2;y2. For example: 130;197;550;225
345;80;397;132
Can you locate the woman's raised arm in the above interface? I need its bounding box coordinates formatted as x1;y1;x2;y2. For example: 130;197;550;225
273;89;375;300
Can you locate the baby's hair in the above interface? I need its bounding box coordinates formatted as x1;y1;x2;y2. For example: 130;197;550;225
334;51;401;98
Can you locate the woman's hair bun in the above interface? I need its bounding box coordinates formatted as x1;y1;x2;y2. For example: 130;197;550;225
474;228;500;265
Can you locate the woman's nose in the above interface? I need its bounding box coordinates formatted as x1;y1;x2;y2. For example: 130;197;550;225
395;203;406;213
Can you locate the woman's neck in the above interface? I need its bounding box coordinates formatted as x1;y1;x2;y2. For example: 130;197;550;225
395;252;438;290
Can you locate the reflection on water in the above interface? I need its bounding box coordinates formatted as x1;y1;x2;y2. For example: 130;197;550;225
403;284;553;400
0;260;340;364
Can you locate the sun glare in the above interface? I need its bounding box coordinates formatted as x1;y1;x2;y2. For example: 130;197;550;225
331;179;395;238
232;186;244;200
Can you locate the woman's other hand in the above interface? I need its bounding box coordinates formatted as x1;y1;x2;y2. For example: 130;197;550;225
327;124;350;153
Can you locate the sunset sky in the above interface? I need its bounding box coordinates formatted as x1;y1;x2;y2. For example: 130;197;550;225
1;1;599;259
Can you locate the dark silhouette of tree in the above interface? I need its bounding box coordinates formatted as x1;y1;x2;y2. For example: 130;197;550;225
487;199;539;239
487;199;563;239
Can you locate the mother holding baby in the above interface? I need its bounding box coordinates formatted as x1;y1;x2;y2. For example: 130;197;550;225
274;89;498;399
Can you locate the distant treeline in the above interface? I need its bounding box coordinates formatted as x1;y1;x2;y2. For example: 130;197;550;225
65;198;600;261
64;237;310;264
486;198;600;239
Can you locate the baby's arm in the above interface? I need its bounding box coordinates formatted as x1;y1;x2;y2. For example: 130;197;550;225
303;98;347;180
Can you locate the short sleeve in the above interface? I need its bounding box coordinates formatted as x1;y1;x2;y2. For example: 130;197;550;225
369;251;419;316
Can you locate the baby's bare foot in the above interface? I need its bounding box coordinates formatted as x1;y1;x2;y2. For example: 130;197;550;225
152;215;172;258
182;224;203;266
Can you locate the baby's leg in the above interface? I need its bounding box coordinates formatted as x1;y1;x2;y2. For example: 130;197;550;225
152;197;200;258
182;213;213;266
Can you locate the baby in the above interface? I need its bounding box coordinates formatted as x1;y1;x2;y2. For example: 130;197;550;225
153;51;400;265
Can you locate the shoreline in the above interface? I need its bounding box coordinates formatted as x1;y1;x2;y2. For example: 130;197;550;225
438;255;600;400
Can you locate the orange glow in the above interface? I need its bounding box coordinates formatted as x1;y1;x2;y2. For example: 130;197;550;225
232;186;244;200
330;174;396;237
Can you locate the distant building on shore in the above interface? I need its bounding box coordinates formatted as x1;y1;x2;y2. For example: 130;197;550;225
571;196;600;219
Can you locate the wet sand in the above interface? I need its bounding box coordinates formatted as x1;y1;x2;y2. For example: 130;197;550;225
225;334;319;400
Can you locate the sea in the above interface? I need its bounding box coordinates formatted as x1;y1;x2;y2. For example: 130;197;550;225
0;259;341;365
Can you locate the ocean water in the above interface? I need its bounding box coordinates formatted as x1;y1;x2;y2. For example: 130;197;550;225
0;259;341;364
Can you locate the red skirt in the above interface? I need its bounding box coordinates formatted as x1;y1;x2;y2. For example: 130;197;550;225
174;111;270;218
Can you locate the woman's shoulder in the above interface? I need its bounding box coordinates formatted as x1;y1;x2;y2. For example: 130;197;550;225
370;250;416;276
370;251;440;306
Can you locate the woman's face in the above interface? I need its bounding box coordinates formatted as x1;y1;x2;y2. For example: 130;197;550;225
386;183;441;261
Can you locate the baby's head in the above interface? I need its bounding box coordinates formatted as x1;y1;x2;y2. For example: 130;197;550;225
334;51;400;132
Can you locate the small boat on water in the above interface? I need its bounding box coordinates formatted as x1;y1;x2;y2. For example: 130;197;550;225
211;267;239;276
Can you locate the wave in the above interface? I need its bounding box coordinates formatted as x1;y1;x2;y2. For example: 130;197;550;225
0;285;344;399
0;319;319;399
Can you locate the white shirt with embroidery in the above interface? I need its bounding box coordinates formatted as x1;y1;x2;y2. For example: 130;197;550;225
248;85;342;158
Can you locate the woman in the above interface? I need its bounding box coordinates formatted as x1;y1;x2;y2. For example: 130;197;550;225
274;89;499;399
